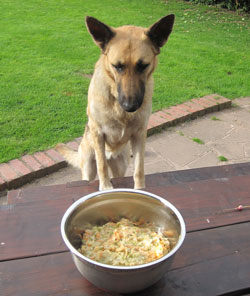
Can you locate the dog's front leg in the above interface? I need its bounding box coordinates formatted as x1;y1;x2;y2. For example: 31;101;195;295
92;132;113;191
131;131;146;189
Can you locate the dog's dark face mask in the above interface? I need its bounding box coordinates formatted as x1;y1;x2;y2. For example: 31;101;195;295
113;60;148;112
107;54;152;113
117;79;145;113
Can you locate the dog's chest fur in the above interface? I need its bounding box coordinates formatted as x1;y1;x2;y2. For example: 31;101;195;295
102;117;132;147
90;99;140;150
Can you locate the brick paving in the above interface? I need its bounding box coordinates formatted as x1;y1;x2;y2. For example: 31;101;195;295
0;94;232;193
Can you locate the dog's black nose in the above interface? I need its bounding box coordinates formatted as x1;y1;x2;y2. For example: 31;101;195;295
118;81;145;113
120;99;140;112
119;96;143;113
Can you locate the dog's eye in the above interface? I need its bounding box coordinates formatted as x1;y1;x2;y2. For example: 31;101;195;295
136;61;149;73
112;63;125;73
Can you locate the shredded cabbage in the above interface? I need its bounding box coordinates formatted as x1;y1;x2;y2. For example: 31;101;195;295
78;218;175;266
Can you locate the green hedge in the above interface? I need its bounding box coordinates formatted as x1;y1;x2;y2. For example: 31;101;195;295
185;0;250;12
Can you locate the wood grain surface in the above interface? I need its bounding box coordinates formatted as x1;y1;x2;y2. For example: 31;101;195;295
1;222;249;296
1;163;250;295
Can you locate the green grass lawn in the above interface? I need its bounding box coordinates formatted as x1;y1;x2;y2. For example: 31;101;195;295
1;0;249;163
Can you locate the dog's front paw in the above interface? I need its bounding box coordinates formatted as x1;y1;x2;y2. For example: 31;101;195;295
99;180;113;191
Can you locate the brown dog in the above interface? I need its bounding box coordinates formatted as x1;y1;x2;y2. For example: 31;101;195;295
56;15;175;190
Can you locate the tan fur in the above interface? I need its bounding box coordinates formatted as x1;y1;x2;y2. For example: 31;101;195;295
56;15;175;190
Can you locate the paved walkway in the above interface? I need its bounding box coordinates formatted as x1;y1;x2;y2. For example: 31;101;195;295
1;94;250;204
145;97;250;171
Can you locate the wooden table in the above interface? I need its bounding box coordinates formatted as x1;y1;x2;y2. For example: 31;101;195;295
1;163;250;296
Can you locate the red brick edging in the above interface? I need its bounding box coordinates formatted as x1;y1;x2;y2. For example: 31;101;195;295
0;94;231;192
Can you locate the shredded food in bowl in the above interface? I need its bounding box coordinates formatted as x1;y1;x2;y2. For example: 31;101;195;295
78;218;176;266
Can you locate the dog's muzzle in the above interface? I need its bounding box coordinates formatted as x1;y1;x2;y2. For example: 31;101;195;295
118;82;145;113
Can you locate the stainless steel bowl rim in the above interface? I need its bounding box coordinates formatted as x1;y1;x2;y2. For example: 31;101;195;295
61;188;186;270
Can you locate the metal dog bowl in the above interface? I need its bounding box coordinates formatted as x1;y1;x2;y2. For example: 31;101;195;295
61;189;186;293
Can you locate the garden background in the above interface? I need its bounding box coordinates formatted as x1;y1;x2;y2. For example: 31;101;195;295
0;0;249;163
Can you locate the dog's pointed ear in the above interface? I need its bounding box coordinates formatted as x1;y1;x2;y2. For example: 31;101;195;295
146;14;175;53
85;16;115;51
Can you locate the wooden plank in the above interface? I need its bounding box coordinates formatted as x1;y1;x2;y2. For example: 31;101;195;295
1;222;250;296
7;162;250;205
0;252;114;296
7;181;99;205
1;175;250;261
114;162;250;189
148;174;250;231
0;198;72;261
143;249;250;296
